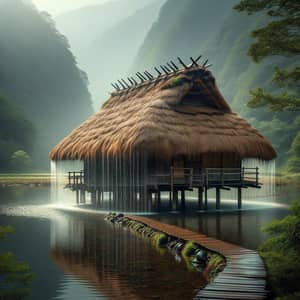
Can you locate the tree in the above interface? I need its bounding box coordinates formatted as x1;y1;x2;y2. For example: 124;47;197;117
10;150;32;172
259;202;300;299
234;0;300;112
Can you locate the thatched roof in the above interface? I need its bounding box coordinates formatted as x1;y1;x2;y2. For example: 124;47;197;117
50;66;276;161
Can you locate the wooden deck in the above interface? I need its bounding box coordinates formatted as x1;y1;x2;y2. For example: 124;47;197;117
129;215;268;300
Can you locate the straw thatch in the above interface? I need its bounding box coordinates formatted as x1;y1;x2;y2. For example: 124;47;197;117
50;67;276;161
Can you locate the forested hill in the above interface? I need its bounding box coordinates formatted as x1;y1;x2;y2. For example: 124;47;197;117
0;0;93;169
131;0;237;71
132;0;299;168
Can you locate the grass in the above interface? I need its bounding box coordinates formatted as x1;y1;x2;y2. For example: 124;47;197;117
0;173;51;184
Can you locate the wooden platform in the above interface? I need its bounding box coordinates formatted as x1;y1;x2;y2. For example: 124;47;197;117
129;215;268;300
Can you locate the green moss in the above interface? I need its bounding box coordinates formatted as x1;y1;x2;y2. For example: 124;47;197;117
166;76;184;88
152;233;168;248
182;241;199;258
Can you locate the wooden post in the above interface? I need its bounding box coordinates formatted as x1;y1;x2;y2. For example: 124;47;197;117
198;187;203;210
216;188;221;210
172;189;178;211
181;190;186;211
157;191;161;212
238;187;242;209
204;187;208;210
256;167;259;186
91;190;96;206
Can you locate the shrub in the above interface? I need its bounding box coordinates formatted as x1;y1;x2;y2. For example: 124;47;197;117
182;241;199;257
259;202;300;299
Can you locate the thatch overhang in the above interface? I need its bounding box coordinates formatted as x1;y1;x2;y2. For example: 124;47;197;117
49;66;276;161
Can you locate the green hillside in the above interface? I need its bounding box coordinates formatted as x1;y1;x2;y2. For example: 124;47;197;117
0;94;34;171
131;0;237;71
131;0;299;168
0;0;93;169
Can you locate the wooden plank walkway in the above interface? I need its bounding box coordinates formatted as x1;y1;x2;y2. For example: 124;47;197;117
129;215;268;300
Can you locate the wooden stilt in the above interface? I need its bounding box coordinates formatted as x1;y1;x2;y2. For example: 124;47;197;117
198;187;203;210
181;190;186;211
172;189;178;211
76;188;79;205
238;187;242;209
204;187;208;210
91;190;96;206
216;188;221;210
157;191;161;212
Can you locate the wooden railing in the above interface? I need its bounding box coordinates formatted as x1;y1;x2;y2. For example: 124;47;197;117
68;171;84;187
150;167;259;188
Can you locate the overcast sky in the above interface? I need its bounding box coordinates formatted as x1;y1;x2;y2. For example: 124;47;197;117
31;0;111;16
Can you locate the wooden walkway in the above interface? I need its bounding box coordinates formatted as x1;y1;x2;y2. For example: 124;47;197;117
129;215;268;300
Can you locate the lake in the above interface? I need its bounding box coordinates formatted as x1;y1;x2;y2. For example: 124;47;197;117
0;184;297;299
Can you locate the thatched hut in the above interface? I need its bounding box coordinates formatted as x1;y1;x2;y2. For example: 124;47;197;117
50;58;276;212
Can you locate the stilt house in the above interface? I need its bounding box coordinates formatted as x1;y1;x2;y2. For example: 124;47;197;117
50;56;276;212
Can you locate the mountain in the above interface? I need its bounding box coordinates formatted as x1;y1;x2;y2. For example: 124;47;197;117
55;0;164;108
0;0;93;168
131;0;237;72
131;0;299;167
85;0;163;107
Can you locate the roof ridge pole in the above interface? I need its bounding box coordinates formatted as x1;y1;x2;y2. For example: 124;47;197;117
160;65;169;75
190;57;199;67
163;65;172;73
194;54;202;63
136;73;145;82
202;59;209;68
177;57;188;69
121;78;131;88
144;71;153;80
131;77;138;85
137;72;147;81
145;70;154;78
127;77;135;86
154;67;162;76
166;62;177;72
118;79;126;89
111;83;119;91
170;60;179;70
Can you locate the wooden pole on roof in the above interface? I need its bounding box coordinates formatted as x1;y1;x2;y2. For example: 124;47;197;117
160;65;169;75
154;67;162;76
177;57;188;69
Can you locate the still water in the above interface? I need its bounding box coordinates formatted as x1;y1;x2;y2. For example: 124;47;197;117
0;185;296;299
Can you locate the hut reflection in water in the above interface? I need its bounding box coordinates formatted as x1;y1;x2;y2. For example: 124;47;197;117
50;214;207;299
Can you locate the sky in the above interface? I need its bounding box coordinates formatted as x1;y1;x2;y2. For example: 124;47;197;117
31;0;111;16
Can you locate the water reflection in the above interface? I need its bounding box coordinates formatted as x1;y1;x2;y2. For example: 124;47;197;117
50;213;207;300
151;207;289;250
